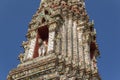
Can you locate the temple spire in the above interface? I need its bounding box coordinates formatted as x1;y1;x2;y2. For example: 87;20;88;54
7;0;101;80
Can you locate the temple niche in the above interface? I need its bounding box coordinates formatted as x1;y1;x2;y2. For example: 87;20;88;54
33;25;49;58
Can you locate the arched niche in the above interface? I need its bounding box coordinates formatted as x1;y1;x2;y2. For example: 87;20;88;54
44;10;49;15
42;17;46;23
33;25;49;58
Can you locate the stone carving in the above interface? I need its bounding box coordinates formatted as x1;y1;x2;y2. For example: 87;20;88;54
38;40;48;56
31;31;36;38
18;53;24;63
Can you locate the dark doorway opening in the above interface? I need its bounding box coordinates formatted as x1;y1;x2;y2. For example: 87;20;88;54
90;42;96;59
38;25;49;43
42;18;46;23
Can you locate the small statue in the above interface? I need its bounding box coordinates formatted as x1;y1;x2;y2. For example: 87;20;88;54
22;41;28;49
38;38;43;56
18;53;24;63
42;41;48;56
38;39;48;56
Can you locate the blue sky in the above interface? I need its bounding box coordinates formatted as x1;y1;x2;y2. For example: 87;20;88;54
0;0;120;80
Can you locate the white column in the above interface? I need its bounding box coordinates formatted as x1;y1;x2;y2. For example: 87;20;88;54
27;38;36;59
77;27;84;70
67;18;73;59
72;21;78;66
55;31;61;54
62;18;67;57
47;23;56;54
47;31;55;53
83;41;91;72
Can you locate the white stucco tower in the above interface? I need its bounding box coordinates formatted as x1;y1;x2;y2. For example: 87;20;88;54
7;0;101;80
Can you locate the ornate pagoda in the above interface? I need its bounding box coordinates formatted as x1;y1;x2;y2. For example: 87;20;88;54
7;0;101;80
